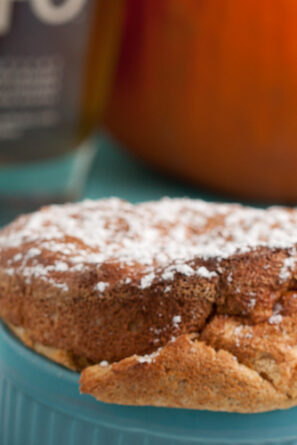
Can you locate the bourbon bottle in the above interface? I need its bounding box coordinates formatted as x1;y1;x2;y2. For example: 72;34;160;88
0;0;123;223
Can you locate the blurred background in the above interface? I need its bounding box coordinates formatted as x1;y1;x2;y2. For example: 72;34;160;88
1;0;297;225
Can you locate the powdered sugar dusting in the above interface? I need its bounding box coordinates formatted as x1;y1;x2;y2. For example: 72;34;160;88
12;253;22;262
1;198;297;292
249;298;256;309
279;254;297;281
234;325;254;346
140;272;155;289
137;348;162;364
196;266;217;279
268;314;283;325
47;279;69;292
94;282;110;293
234;326;243;336
268;303;283;325
172;315;182;328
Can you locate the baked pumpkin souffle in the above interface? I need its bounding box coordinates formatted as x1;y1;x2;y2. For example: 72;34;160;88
1;198;297;413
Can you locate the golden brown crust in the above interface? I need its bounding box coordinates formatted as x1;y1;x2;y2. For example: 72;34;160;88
2;198;297;411
79;301;297;412
80;334;293;413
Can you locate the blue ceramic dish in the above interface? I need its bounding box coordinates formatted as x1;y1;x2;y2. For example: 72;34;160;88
0;321;297;445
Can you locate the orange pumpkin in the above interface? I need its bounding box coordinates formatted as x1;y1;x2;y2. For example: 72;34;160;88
105;0;297;202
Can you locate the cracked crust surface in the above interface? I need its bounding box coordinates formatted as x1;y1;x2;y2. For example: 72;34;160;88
2;198;297;411
80;334;294;413
80;299;297;412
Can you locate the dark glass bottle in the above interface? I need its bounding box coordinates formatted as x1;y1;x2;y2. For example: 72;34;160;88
0;0;123;223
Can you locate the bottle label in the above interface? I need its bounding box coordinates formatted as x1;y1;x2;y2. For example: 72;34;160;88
0;0;95;162
0;0;88;35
